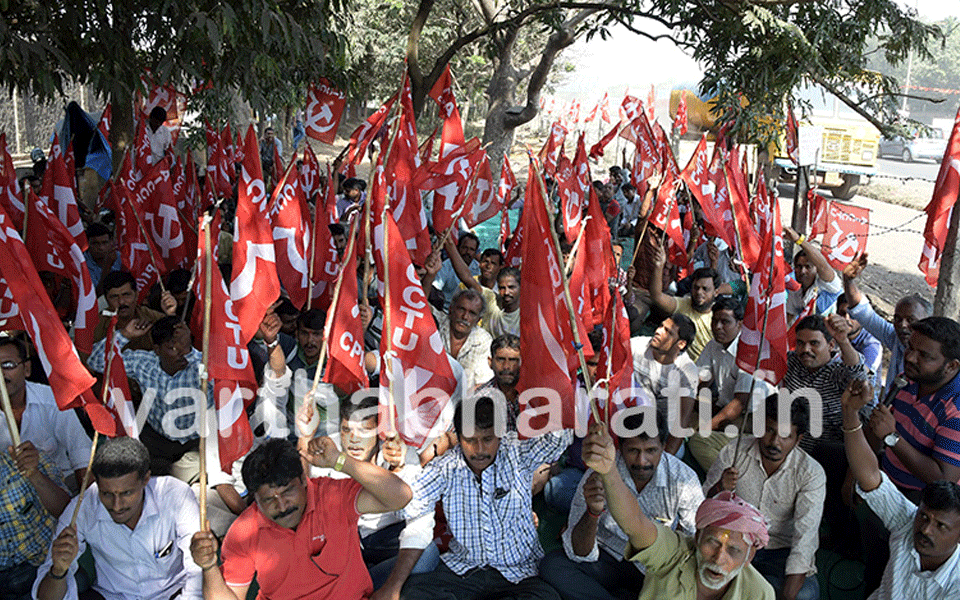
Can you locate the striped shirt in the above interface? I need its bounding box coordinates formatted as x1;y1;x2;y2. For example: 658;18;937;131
883;371;960;490
0;452;59;569
401;429;573;583
88;333;214;443
781;351;867;449
561;452;703;571
859;473;960;600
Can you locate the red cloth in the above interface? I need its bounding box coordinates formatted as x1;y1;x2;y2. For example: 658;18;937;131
221;477;371;600
695;491;770;548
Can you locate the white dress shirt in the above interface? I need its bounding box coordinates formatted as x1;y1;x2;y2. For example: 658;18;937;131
860;473;960;600
0;381;92;482
33;476;202;600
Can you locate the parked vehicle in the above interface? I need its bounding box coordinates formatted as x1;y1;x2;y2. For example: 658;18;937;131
878;128;947;162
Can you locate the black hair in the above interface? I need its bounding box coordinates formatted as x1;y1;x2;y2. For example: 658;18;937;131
619;408;668;445
480;248;503;262
836;293;848;307
670;313;696;345
793;248;808;263
921;480;960;514
911;317;960;362
297;308;327;332
491;334;520;355
795;314;832;342
764;393;810;437
451;288;486;315
341;394;379;424
92;436;150;480
166;268;192;294
587;327;604;353
275;297;299;317
0;337;27;362
149;106;167;123
497;267;521;285
712;295;744;321
458;232;480;249
86;222;112;239
241;438;304;493
454;395;496;438
102;270;137;294
328;223;346;237
342;177;367;192
622;183;636;194
691;267;720;288
150;315;183;346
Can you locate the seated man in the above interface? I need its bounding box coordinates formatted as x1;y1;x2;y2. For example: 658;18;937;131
34;437;202;600
92;271;176;352
540;410;704;600
836;293;882;395
704;395;824;600
581;423;775;599
0;337;92;491
377;396;572;600
430;288;493;391
433;233;480;309
841;379;960;599
1;442;70;600
782;227;842;323
443;237;521;338
189;437;412;600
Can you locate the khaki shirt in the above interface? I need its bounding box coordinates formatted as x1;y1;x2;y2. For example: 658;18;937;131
628;523;775;600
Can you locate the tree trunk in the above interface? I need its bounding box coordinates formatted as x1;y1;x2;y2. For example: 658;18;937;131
109;84;134;176
933;202;960;317
482;29;522;176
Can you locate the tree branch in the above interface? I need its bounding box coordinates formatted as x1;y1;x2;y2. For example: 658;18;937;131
807;74;895;136
407;0;436;92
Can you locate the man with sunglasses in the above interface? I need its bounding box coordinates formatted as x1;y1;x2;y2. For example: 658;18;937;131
190;438;412;600
0;337;92;492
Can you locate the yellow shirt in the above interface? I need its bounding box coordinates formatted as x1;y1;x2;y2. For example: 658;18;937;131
627;523;775;600
675;296;713;362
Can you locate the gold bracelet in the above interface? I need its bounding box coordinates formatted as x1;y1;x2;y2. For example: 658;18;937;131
842;422;863;434
796;235;806;246
334;452;347;472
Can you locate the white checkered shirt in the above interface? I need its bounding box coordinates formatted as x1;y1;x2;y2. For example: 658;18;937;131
402;429;573;583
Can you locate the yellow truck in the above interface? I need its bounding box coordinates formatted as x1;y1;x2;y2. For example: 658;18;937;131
670;84;880;200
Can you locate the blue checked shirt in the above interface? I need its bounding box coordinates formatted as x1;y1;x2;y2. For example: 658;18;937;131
402;429;573;583
88;333;213;442
0;451;59;569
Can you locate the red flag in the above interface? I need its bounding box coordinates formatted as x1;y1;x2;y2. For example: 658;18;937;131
647;85;656;121
497;154;517;207
428;65;466;157
539;121;568;176
345;93;397;166
322;222;367;394
98;104;111;142
23;194;98;355
416;139;484;234
221;125;235;168
589;123;621;160
371;170;458;447
103;315;138;437
820;202;869;271
787;295;817;348
724;146;763;270
920;106;960;286
462;152;498;228
385;76;431;266
674;91;688;135
0;206;113;432
620;94;641;122
786;105;800;165
116;165;163;301
310;164;340;310
269;161;311;309
499;206;511;255
206;122;232;199
582;186;614;325
517;160;578;432
231;126;281;346
556;135;591;243
272;142;284;181
305;79;347;144
39;136;87;249
299;143;322;201
649;170;686;260
0;135;24;230
599;93;612;123
584;101;598;123
737;191;790;385
193;215;256;471
133;117;152;175
137;164;190;271
808;190;829;238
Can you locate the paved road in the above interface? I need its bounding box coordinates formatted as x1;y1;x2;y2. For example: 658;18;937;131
875;156;940;182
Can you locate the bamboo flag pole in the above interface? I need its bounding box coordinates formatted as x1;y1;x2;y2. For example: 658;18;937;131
308;217;360;400
563;216;591;276
0;367;20;448
530;155;602;425
21;190;31;242
604;292;618;428
197;215;214;530
381;198;398;438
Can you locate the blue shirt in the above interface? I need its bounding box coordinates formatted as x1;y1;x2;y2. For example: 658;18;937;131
84;251;122;289
848;299;904;392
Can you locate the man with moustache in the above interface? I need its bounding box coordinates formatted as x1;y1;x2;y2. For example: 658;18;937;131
842;253;932;394
475;334;521;429
539;410;704;600
841;378;960;599
190;437;412;600
444;238;521;338
704;395;825;600
580;422;774;599
92;271;177;352
649;239;720;361
35;437;203;600
432;289;493;391
375;396;572;600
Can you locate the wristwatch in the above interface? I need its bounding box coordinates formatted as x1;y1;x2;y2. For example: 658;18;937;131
884;432;901;448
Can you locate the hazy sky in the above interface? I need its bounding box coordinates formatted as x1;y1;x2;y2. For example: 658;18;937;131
553;0;957;106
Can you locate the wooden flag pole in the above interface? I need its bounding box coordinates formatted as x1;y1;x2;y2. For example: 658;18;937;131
530;154;602;425
69;431;98;527
604;292;618;428
197;215;214;530
21;190;31;242
0;367;21;448
562;216;591;276
381;199;398;437
360;186;373;309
